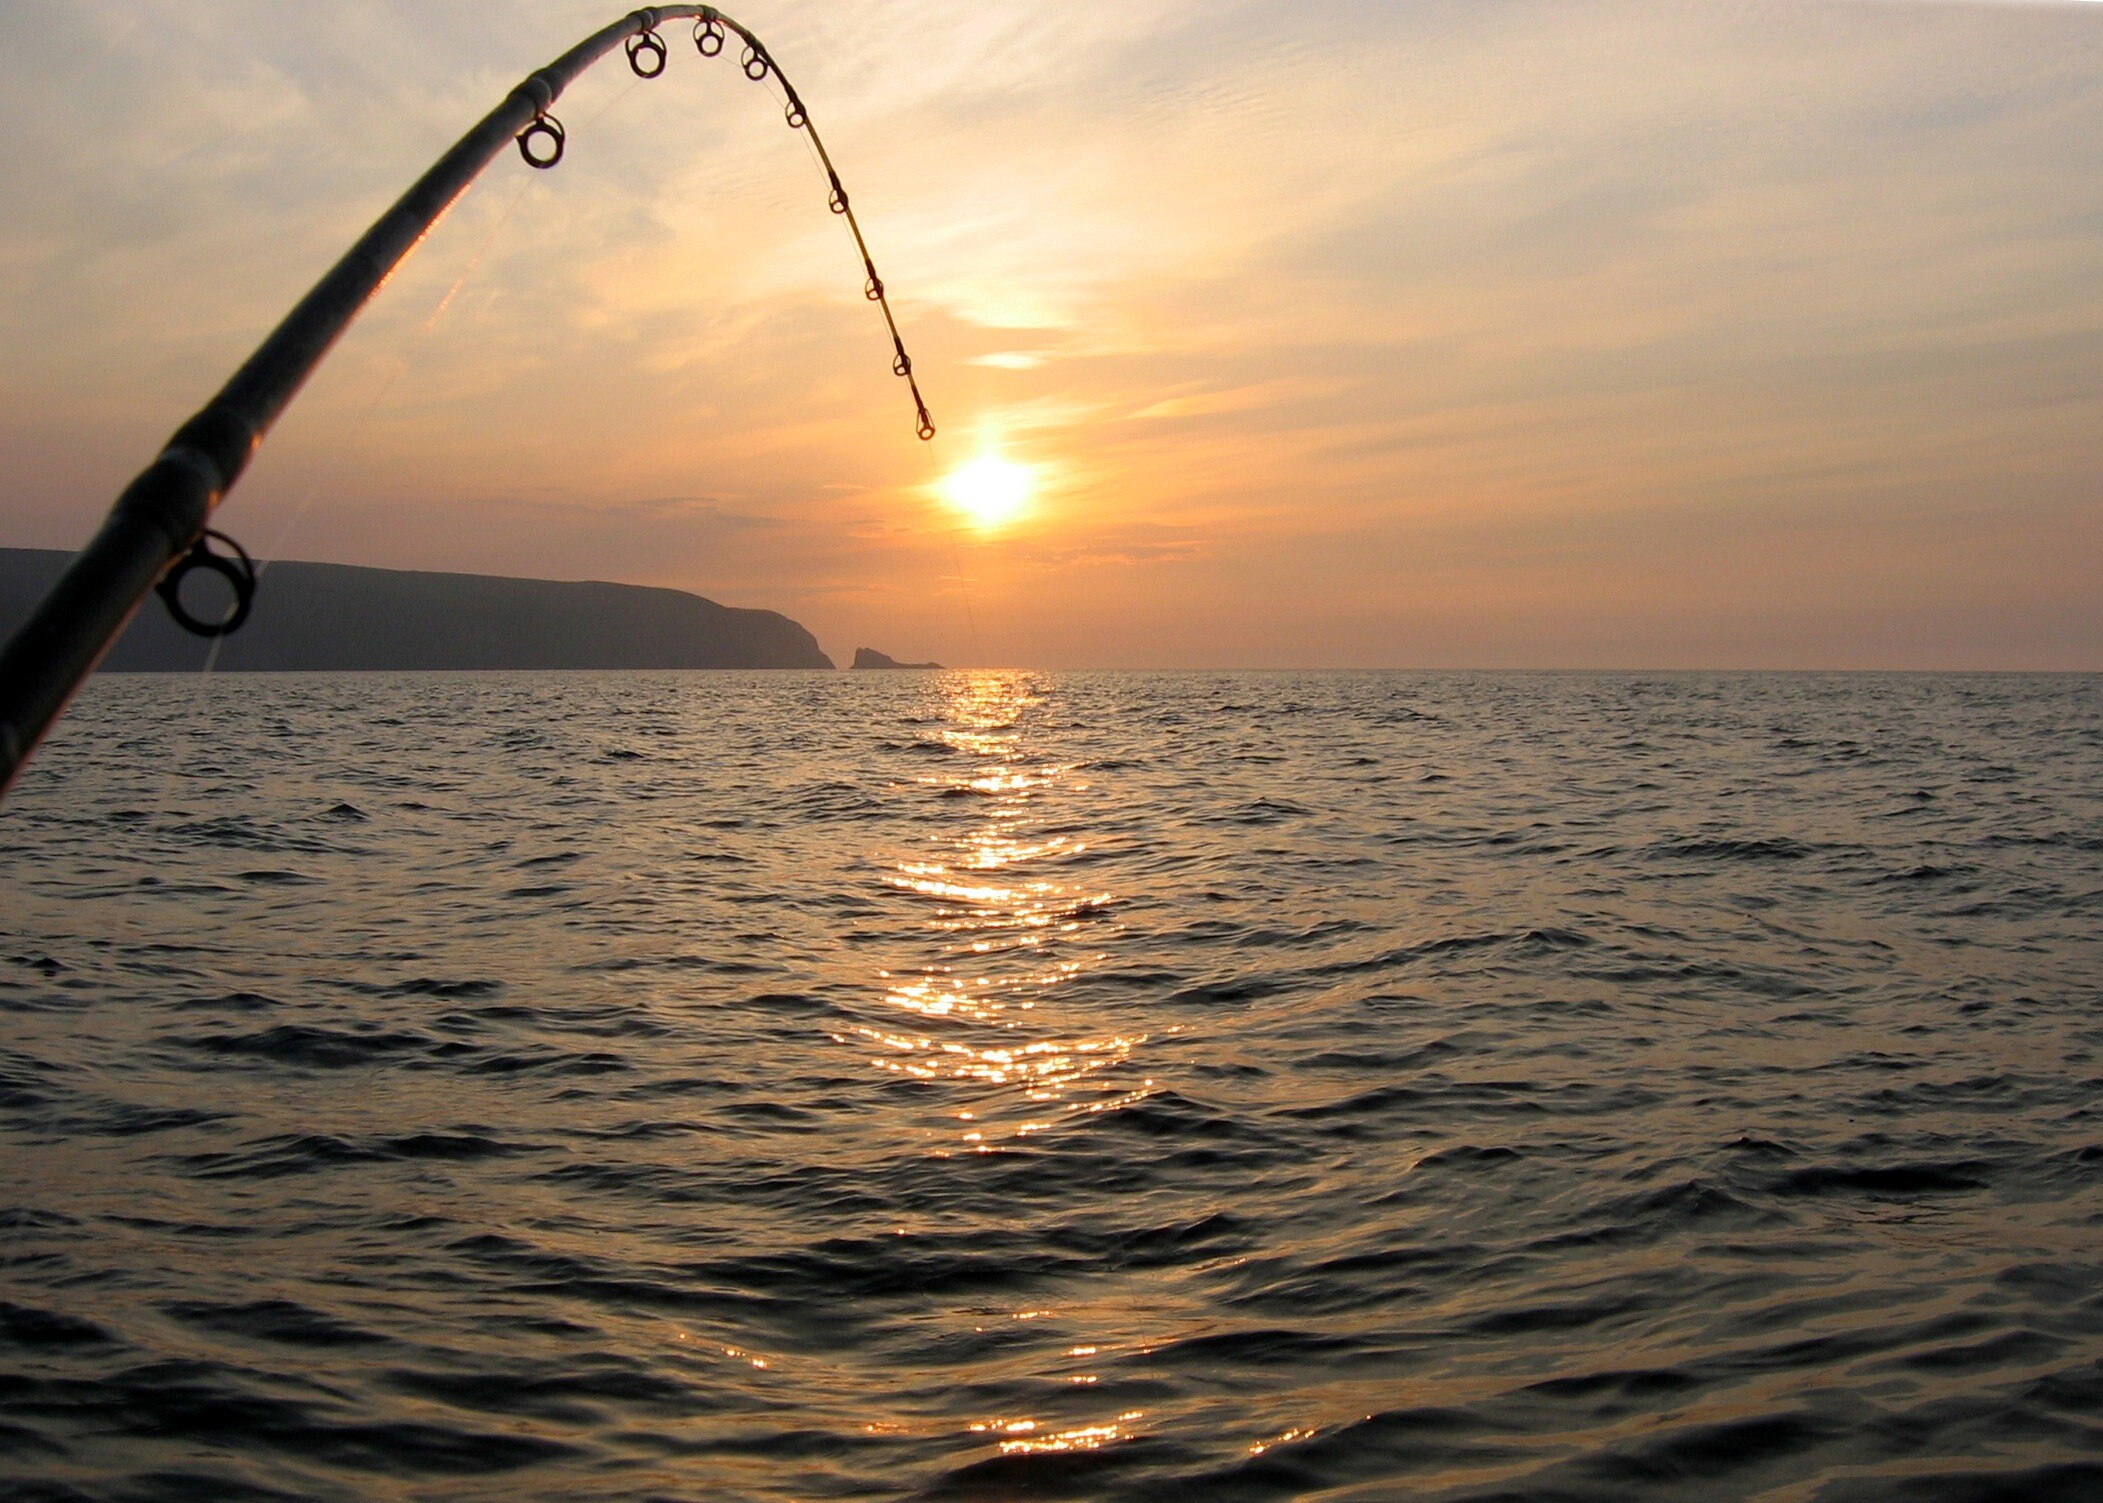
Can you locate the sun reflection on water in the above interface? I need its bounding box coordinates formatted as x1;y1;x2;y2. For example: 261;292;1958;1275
843;671;1153;1148
972;1411;1148;1455
1248;1425;1319;1456
843;671;1158;1459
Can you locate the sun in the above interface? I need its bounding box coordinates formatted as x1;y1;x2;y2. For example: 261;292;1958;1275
940;455;1034;530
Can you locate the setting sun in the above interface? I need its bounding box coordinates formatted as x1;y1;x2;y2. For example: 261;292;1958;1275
940;456;1034;530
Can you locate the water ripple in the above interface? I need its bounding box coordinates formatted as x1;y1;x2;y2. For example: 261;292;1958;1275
1;670;2098;1499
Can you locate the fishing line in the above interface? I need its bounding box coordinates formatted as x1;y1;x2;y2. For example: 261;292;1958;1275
762;79;979;667
946;522;987;669
131;69;651;837
123;174;542;831
255;175;536;576
767;77;979;664
254;63;648;575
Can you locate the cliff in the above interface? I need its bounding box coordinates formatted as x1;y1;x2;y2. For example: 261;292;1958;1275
0;549;832;671
852;647;942;670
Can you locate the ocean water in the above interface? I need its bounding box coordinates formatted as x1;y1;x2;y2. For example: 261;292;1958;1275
1;669;2099;1503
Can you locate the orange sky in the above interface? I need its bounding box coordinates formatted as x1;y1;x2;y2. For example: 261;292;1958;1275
1;0;2097;667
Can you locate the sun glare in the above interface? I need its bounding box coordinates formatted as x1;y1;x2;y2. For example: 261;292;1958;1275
941;456;1034;530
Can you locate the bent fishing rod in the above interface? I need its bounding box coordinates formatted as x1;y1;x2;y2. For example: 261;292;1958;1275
0;5;931;802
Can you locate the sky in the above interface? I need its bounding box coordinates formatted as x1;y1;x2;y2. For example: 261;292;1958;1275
0;0;2097;669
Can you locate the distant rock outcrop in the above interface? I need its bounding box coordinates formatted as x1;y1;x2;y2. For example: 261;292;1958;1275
0;549;833;670
851;648;942;670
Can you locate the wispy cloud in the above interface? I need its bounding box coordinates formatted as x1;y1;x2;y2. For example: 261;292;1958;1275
0;0;2096;666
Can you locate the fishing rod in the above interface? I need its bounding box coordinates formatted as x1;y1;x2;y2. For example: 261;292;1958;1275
0;5;931;802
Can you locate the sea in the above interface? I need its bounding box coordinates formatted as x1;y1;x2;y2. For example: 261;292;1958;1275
1;669;2099;1503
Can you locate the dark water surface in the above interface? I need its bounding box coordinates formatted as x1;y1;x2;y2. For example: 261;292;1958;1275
2;671;2099;1502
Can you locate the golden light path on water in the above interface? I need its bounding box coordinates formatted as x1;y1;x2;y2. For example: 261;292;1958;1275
838;671;1162;1460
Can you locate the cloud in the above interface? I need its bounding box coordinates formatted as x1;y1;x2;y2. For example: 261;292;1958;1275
0;0;2097;666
